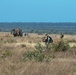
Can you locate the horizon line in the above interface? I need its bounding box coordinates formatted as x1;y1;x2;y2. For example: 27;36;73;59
0;22;76;23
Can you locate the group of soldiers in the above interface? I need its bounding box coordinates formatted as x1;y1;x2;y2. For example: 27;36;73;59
11;28;23;37
11;28;64;44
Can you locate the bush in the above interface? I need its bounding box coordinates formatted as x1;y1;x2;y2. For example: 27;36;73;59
35;43;53;52
22;43;55;62
53;40;69;51
22;50;54;62
34;43;44;52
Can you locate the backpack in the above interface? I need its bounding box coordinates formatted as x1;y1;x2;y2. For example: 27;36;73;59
47;36;53;43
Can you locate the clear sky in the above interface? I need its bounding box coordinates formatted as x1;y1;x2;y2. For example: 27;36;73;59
0;0;76;22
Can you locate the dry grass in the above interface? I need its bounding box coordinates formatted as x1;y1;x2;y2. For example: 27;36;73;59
0;32;76;75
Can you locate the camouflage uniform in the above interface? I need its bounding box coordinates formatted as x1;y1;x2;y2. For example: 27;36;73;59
44;33;53;44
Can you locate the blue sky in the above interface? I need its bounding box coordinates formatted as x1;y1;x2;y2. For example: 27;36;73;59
0;0;76;22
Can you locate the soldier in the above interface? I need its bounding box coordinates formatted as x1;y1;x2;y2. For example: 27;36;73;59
42;33;53;44
18;28;23;36
42;33;53;52
60;34;64;39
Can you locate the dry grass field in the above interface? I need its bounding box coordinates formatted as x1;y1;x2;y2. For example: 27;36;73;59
0;32;76;75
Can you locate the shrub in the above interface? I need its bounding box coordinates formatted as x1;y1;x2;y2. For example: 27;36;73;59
22;50;54;62
22;49;46;62
34;43;44;53
53;40;69;51
22;43;55;62
35;43;53;52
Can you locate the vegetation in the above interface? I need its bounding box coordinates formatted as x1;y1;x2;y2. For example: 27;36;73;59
1;50;12;58
22;43;55;62
0;32;76;75
0;22;76;34
0;38;17;44
22;40;69;62
53;40;69;51
5;38;17;43
67;39;76;43
73;66;76;75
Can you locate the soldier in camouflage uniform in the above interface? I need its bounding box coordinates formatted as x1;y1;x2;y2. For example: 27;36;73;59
42;33;53;44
